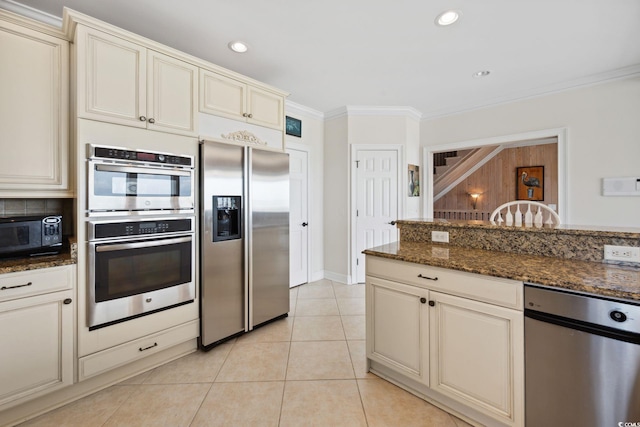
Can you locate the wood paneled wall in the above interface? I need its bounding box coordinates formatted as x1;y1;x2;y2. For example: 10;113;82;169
434;143;558;213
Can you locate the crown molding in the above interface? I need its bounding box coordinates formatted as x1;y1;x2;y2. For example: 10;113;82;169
0;0;61;27
325;105;423;121
421;65;640;121
0;0;66;37
285;101;324;120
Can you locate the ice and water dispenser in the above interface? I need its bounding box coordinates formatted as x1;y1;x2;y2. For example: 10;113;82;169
212;196;241;241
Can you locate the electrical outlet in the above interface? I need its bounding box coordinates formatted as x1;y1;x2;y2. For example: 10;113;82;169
432;231;449;243
604;245;640;262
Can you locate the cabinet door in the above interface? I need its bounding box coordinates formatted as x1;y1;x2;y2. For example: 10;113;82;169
0;20;70;195
429;291;523;426
147;50;198;136
247;86;284;130
366;276;429;384
76;25;147;128
199;70;246;120
0;290;73;408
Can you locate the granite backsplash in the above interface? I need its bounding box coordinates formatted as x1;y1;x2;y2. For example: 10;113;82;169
397;219;640;265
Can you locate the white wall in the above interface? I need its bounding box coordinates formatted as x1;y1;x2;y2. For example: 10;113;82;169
285;102;325;282
323;114;349;281
323;108;422;283
421;76;640;227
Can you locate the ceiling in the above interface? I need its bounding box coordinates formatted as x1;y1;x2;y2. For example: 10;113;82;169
7;0;640;118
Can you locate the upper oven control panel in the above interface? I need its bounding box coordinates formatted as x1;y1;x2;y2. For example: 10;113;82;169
89;145;194;168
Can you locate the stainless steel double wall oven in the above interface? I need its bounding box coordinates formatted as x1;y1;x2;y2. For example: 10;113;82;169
86;145;196;329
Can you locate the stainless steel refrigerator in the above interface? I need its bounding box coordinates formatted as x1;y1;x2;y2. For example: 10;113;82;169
199;140;289;349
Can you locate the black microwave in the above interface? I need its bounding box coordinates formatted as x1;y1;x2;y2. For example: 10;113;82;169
0;215;63;258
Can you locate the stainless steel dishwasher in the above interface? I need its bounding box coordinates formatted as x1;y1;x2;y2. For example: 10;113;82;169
524;283;640;427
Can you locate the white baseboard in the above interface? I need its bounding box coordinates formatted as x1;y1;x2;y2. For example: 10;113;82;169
323;270;350;284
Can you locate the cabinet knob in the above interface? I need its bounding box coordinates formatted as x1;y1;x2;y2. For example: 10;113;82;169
428;300;435;307
148;118;155;124
248;113;253;118
63;298;72;305
139;116;147;122
420;297;427;304
302;222;308;227
242;113;248;117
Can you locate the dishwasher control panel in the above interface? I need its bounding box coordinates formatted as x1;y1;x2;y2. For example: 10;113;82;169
524;284;640;335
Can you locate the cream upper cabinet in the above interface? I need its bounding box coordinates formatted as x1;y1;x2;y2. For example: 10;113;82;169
429;291;524;427
76;25;198;136
366;276;429;385
147;51;198;135
200;69;284;130
0;266;74;410
0;14;70;196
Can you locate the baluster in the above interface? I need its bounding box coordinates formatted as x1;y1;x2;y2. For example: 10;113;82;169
534;207;543;227
524;204;533;226
505;206;513;226
514;204;522;226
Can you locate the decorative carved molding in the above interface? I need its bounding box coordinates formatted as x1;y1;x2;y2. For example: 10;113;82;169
221;130;267;145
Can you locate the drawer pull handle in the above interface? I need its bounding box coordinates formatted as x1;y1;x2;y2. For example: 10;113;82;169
417;274;438;281
63;298;72;305
139;342;158;352
1;281;33;291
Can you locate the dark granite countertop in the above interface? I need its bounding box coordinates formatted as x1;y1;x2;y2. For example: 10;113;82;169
363;241;640;302
0;252;76;275
396;218;640;238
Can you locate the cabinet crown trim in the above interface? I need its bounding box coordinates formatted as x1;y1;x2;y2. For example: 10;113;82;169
62;8;288;98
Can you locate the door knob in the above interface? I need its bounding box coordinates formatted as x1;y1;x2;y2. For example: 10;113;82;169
302;222;308;227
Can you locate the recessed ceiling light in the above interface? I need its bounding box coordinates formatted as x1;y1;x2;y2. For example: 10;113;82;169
473;70;491;78
435;10;461;26
228;41;248;53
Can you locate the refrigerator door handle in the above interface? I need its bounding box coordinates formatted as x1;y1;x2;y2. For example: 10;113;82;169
245;146;252;331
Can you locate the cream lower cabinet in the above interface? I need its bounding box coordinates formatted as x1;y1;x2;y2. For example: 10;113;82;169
199;69;285;130
366;276;429;385
75;25;198;136
0;12;70;196
0;266;74;410
429;291;523;426
366;256;523;427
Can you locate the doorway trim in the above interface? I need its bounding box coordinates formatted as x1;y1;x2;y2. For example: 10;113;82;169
422;127;568;223
350;144;404;284
286;141;312;286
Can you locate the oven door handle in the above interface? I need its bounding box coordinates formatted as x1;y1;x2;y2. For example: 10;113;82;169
95;164;192;177
95;236;192;252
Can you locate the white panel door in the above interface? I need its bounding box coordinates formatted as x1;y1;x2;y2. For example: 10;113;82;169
356;150;398;283
288;148;309;287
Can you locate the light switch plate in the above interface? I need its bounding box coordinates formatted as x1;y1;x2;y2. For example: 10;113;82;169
432;231;449;243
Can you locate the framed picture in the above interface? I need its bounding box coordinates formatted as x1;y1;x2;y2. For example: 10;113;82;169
285;116;302;137
516;166;544;201
408;164;420;197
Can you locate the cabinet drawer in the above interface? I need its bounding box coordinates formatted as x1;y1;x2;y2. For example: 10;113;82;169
0;265;73;302
79;320;199;380
366;257;523;310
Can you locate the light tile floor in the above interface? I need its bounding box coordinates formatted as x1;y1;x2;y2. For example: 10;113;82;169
20;279;472;427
